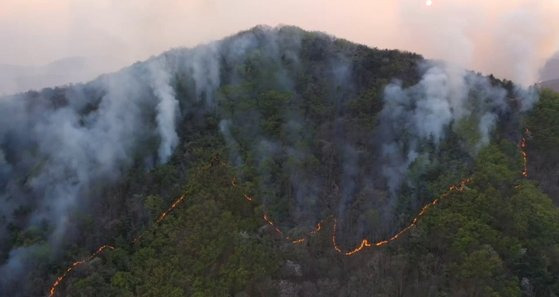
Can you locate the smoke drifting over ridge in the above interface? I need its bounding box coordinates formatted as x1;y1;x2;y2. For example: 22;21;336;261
398;0;559;86
0;56;181;291
1;0;558;94
148;58;180;162
379;64;519;196
0;26;541;295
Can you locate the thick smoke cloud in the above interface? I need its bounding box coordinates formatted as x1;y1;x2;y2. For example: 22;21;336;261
378;62;522;197
1;0;558;94
0;25;543;294
0;55;181;292
148;58;180;163
397;0;559;86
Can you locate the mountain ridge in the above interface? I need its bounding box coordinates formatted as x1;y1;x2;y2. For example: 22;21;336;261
0;25;558;297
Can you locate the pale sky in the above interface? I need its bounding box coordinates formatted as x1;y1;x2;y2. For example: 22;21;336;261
1;0;559;86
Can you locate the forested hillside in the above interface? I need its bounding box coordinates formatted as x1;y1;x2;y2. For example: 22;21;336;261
1;26;558;297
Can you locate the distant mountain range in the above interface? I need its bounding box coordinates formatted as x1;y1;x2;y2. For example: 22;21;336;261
540;53;559;91
540;78;559;91
1;25;558;297
0;56;123;95
3;50;558;96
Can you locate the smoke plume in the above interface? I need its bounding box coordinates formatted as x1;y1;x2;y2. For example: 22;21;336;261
0;25;543;295
2;0;558;94
0;54;181;292
148;58;180;163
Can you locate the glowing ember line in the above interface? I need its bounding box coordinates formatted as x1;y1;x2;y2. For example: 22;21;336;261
235;173;472;256
292;238;305;244
156;194;186;223
263;213;283;235
344;239;372;256
49;137;532;295
49;193;187;296
49;245;115;297
332;220;343;253
233;177;316;242
520;129;529;177
333;178;472;256
310;222;322;234
132;232;145;245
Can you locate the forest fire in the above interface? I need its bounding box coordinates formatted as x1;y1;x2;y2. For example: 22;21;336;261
132;233;144;244
156;194;186;223
232;128;530;256
48;245;115;297
332;178;472;256
48;135;525;295
309;222;322;235
292;238;305;244
263;213;284;235
520;128;530;177
49;193;187;296
233;177;322;243
239;175;471;256
332;220;343;253
344;239;372;256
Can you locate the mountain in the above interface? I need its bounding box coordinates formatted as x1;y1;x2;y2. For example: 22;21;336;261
540;53;559;82
539;53;559;92
0;56;123;96
540;78;559;92
1;26;559;297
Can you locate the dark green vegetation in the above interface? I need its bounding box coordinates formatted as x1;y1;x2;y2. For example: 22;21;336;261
2;27;559;296
526;89;559;203
57;89;559;297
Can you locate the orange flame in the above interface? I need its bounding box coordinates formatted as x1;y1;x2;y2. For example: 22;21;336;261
244;176;471;256
132;233;144;245
520;129;529;177
292;238;305;244
49;193;187;296
48;245;115;297
263;213;284;235
233;177;320;242
332;178;471;256
50;135;533;295
310;222;322;234
332;220;343;253
156;194;186;223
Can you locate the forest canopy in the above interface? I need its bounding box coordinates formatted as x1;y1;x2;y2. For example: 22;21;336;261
0;26;558;297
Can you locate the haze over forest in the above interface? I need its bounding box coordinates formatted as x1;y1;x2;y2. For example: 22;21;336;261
1;0;559;94
1;1;559;297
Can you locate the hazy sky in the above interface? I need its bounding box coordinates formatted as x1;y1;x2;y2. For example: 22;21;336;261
1;0;559;85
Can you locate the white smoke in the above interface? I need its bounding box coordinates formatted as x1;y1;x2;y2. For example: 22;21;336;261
0;24;548;294
148;58;180;163
413;67;454;143
0;54;183;293
379;62;512;195
189;44;221;106
219;119;243;167
397;0;559;87
478;112;497;149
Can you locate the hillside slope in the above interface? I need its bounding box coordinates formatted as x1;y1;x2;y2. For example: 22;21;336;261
541;79;559;92
1;26;558;297
540;54;559;82
0;56;122;96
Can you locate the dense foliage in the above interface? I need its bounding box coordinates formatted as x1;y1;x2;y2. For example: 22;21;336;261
2;27;559;297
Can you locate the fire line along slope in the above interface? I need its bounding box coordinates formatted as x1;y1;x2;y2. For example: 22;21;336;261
1;26;559;297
